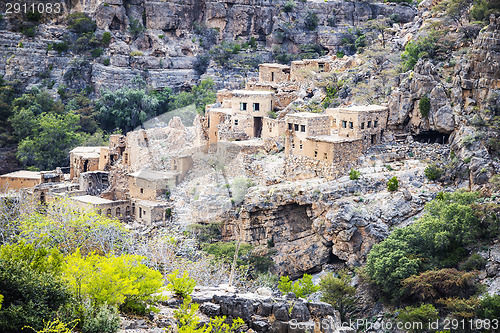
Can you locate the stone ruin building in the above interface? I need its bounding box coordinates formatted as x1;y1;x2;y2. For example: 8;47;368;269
0;54;389;222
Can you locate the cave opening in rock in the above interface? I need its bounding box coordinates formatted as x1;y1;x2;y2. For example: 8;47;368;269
414;131;450;144
328;253;346;265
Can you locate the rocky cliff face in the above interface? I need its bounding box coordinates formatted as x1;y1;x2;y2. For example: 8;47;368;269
219;142;449;278
0;0;416;93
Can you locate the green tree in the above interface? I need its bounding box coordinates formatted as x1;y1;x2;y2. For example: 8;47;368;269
0;259;69;333
171;78;216;114
397;304;439;333
433;0;472;26
16;112;84;170
366;191;492;301
319;271;357;322
9;87;64;140
95;86;158;133
304;11;319;31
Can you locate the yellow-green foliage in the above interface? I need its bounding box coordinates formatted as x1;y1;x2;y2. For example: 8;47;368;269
167;270;196;298
278;274;319;298
0;241;63;274
62;250;164;308
25;318;78;333
174;297;244;333
18;198;128;255
0;294;3;310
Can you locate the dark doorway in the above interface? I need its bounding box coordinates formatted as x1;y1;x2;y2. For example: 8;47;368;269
83;160;88;173
371;134;377;144
40;192;45;204
254;117;263;138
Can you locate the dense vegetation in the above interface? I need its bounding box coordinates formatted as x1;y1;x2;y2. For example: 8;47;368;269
0;198;164;333
366;191;500;320
0;76;216;171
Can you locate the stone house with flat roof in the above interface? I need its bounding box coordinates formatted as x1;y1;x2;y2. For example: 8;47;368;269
129;169;178;201
326;105;388;146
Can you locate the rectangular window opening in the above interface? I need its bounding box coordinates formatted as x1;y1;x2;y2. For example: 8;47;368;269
240;102;247;111
300;125;306;132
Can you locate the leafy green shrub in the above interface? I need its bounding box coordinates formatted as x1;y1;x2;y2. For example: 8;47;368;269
366;191;494;301
349;169;361;180
25;318;78;333
81;303;120;333
319;271;356;322
194;54;210;75
283;0;296;12
425;164;443;181
459;253;486;271
22;26;36;37
101;32;112;46
437;297;480;320
304;11;319;31
67;13;96;34
419;96;431;118
52;41;69;54
26;11;42;22
103;58;110;66
0;260;70;333
478;294;500;320
129;19;145;37
188;222;222;243
202;241;253;266
90;48;103;58
166;270;196;299
397;304;439;333
63;250;164;309
387;176;399;191
278;274;319;298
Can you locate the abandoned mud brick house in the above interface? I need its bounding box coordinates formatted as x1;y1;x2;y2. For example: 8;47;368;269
258;63;290;83
207;90;275;143
70;195;130;220
69;146;106;180
0;170;64;190
327;105;388;145
129;170;177;201
131;198;171;225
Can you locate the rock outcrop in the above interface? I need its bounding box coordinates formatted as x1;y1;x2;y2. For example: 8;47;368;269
0;0;417;94
219;142;448;277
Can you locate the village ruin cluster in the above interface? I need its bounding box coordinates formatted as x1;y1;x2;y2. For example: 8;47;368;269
0;55;390;224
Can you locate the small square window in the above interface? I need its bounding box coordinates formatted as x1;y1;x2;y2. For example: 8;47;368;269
367;121;372;128
292;143;295;149
253;103;260;111
324;153;328;160
294;124;299;131
299;144;303;150
240;102;247;111
314;151;318;157
140;188;144;194
374;120;378;127
300;125;306;132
